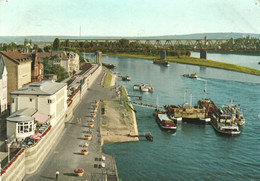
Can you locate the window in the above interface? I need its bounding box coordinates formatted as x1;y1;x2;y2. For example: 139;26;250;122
12;98;15;103
30;98;32;102
48;99;52;104
17;121;33;134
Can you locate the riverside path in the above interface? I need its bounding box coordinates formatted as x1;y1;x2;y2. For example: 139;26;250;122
23;69;118;181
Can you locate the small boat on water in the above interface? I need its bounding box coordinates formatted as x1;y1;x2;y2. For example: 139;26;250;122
155;113;177;130
102;63;116;69
198;98;240;135
153;59;170;67
221;104;245;126
211;113;240;135
183;73;198;78
133;84;140;91
121;76;131;81
133;84;154;92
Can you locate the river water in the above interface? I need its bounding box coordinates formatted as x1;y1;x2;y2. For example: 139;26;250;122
86;54;260;181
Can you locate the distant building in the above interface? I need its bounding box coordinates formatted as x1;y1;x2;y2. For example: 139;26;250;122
0;55;8;114
49;51;79;76
0;51;32;104
37;52;52;63
95;51;102;64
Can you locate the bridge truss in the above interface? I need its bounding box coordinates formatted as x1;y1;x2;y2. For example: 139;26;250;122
60;38;260;52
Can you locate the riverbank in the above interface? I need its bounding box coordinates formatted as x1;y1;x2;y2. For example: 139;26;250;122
105;53;260;76
100;99;139;145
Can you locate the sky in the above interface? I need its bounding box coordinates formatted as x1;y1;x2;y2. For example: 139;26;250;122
0;0;260;36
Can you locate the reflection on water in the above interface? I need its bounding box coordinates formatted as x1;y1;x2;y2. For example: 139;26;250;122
85;54;260;181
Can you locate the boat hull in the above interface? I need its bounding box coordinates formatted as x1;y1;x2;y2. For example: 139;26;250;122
156;114;177;130
211;119;240;135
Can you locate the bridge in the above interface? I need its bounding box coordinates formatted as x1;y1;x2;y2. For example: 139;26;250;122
60;38;260;52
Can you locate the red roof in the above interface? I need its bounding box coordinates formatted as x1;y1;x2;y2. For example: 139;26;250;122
0;51;31;64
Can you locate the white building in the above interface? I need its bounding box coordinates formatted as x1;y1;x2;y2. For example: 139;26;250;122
0;55;7;114
49;51;80;76
7;81;67;140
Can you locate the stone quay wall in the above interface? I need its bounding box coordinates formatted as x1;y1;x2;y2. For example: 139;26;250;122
0;64;102;181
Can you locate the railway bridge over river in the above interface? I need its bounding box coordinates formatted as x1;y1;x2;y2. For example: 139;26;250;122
60;37;260;58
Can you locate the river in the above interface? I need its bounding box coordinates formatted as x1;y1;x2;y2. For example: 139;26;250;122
86;53;260;181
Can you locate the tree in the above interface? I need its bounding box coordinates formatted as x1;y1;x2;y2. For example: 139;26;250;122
64;39;70;47
24;39;28;46
37;48;43;52
53;38;60;51
44;45;51;52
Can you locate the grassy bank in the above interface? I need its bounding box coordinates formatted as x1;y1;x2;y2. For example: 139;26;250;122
105;53;260;76
120;86;132;112
103;67;113;87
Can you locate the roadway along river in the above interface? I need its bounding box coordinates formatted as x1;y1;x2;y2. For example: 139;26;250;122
86;54;260;181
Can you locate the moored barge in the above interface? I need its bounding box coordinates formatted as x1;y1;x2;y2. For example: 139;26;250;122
156;113;177;130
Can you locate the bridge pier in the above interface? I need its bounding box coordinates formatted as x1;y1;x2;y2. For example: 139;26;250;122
200;50;207;59
160;50;166;60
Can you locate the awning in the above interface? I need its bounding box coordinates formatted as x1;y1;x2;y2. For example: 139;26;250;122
32;112;49;124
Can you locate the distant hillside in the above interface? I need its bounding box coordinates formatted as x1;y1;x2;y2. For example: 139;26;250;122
1;32;260;44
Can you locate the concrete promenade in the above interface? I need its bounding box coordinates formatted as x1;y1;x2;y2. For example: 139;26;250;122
24;70;118;181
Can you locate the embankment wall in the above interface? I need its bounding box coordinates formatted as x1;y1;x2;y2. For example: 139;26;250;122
1;65;102;181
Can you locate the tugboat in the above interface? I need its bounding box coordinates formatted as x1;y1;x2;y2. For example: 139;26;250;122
183;73;198;78
153;59;170;67
155;113;177;130
102;63;116;69
121;76;131;81
198;98;240;135
221;104;245;126
211;113;240;135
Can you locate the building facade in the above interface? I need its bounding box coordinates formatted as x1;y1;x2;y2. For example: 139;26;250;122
0;51;32;104
7;81;67;140
10;81;67;126
95;51;102;64
0;55;7;114
49;51;79;76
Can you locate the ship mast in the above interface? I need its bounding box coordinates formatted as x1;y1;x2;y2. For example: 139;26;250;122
204;80;207;99
190;93;193;106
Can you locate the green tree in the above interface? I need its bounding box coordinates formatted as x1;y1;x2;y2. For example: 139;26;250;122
24;39;28;46
53;38;60;51
43;45;51;52
64;39;70;47
37;48;43;52
52;65;68;82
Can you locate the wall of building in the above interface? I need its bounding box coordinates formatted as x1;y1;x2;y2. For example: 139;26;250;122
0;65;7;113
10;85;67;127
17;61;31;88
2;57;18;104
1;149;26;181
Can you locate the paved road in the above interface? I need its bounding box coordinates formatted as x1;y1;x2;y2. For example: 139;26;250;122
24;69;118;181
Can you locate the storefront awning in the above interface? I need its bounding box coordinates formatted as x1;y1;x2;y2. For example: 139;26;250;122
32;112;49;124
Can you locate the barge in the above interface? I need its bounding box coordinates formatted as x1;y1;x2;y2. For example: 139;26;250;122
156;113;177;130
153;59;170;67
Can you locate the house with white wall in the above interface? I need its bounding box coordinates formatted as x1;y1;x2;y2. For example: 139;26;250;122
49;51;79;76
7;81;67;140
0;55;7;114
